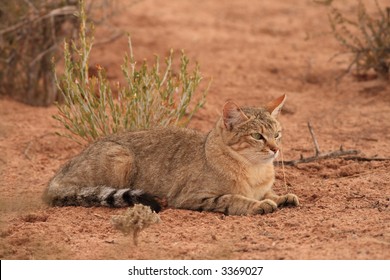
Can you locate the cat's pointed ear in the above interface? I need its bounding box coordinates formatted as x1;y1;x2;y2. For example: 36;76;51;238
222;100;248;130
266;94;287;118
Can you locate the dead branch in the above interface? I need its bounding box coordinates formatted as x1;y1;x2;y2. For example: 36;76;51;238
277;120;390;165
29;43;59;68
342;156;390;162
276;122;361;166
0;6;77;35
278;147;360;166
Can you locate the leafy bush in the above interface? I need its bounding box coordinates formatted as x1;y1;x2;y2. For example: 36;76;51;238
327;0;390;79
54;1;209;144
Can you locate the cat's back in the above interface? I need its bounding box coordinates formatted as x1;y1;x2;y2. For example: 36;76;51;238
105;126;207;162
105;126;209;196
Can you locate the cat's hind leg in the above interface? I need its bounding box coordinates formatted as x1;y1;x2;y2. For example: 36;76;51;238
44;140;161;212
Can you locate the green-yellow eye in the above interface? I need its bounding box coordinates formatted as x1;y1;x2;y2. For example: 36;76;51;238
251;133;264;141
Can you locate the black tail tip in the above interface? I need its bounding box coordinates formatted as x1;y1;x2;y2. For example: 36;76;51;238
137;193;162;213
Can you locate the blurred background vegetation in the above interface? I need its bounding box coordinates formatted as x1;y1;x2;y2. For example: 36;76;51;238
0;0;79;106
326;0;390;80
0;0;125;106
0;0;209;143
1;0;388;108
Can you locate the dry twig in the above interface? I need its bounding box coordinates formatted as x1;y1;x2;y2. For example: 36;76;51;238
308;121;321;156
279;148;359;166
277;122;390;166
342;156;390;162
277;122;360;166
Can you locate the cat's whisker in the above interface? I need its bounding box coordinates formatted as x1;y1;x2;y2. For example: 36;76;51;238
279;141;288;193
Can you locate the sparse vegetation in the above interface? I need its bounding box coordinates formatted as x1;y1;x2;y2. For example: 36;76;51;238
327;0;390;79
53;0;209;144
0;0;127;106
111;204;161;246
0;0;78;106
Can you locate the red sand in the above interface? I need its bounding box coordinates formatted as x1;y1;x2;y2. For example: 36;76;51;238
1;0;389;259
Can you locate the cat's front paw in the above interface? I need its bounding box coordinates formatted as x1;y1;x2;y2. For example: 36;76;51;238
252;199;277;215
277;193;299;207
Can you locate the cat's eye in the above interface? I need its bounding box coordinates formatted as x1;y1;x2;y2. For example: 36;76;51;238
251;133;264;141
275;132;281;139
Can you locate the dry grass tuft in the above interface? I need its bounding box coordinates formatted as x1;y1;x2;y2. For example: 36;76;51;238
111;204;161;246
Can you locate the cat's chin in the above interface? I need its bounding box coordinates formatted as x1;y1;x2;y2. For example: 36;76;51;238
259;157;276;164
248;155;276;165
242;151;278;165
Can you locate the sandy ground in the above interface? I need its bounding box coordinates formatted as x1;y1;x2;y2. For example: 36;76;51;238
1;0;390;259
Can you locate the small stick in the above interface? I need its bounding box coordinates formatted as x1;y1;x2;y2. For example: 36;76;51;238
307;121;320;156
275;121;364;166
278;148;359;166
29;43;58;67
23;133;54;160
342;156;390;162
0;6;77;35
23;141;33;160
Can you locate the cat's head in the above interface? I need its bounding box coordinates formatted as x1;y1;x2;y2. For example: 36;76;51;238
219;95;286;165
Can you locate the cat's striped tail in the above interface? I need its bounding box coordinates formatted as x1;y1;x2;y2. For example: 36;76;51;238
43;184;161;213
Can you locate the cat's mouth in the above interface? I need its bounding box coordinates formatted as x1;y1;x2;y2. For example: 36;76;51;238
261;150;279;161
240;150;279;164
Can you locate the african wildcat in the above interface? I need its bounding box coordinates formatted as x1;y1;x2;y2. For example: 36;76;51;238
44;95;299;215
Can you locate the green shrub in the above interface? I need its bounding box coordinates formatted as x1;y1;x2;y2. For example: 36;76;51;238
327;0;390;79
54;1;209;144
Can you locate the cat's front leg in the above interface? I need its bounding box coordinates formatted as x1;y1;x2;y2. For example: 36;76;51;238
252;199;278;215
198;194;277;215
264;191;299;208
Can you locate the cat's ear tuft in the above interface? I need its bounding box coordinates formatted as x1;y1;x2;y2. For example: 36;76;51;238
222;100;248;130
266;94;287;118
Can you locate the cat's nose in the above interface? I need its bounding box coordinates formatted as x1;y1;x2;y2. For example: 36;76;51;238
269;146;279;154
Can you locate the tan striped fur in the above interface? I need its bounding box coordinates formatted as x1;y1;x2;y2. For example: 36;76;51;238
44;95;299;215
